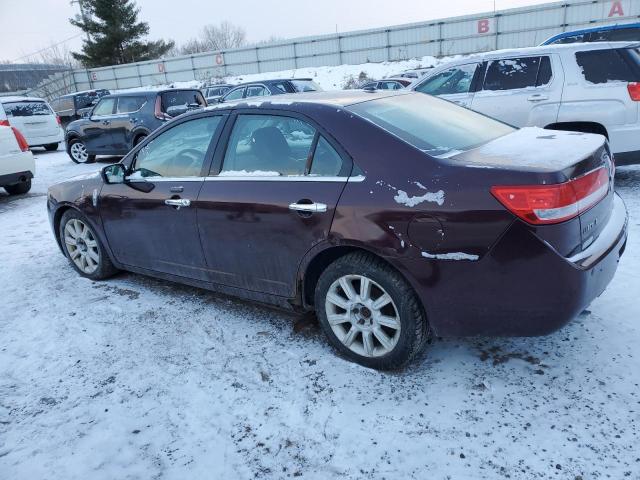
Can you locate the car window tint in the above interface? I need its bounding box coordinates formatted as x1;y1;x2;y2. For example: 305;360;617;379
92;98;115;116
246;85;269;97
348;93;514;157
380;81;400;90
132;116;221;178
272;82;289;93
550;34;585;45
415;64;477;95
310;136;344;177
161;90;205;112
116;96;146;114
224;87;245;101
483;57;541;91
536;56;552;86
591;27;640;42
576;49;640;83
2;101;52;117
290;80;321;92
220;114;316;176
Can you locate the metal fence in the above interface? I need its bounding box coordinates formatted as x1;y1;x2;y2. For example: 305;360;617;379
28;0;640;100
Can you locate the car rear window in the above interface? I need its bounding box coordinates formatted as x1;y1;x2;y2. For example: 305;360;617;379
483;57;549;91
161;90;206;111
590;27;640;43
347;93;514;157
290;80;322;92
116;96;147;113
2;101;52;117
576;48;640;84
75;90;109;109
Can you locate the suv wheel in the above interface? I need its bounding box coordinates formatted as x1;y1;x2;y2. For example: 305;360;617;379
134;134;147;146
315;252;430;370
44;143;59;151
68;139;96;164
59;210;118;280
4;179;31;195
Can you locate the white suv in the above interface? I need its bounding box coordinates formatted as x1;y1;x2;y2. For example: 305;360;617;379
411;42;640;164
0;96;64;151
0;125;35;195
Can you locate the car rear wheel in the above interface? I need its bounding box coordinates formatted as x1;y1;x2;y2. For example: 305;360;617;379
44;143;59;151
4;179;31;195
68;139;96;164
59;210;118;280
315;252;430;370
134;134;147;146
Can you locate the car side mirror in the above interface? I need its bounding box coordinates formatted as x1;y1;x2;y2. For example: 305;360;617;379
82;110;91;119
102;164;126;184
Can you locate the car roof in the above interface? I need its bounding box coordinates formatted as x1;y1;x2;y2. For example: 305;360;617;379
104;88;203;98
60;89;109;98
230;78;314;88
0;96;48;103
205;89;410;111
543;22;640;44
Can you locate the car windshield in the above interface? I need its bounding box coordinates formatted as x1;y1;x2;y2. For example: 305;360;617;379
2;101;52;117
290;80;322;92
347;93;514;157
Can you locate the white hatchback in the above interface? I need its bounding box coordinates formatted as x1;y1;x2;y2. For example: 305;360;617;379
0;125;35;195
411;41;640;164
0;96;64;151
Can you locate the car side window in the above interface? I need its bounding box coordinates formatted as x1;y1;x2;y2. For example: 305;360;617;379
415;64;477;95
576;49;637;84
131;116;221;178
92;98;115;117
220;114;316;176
483;57;541;91
537;56;553;86
309;136;344;177
246;85;269;98
116;96;146;114
591;28;639;42
224;87;245;101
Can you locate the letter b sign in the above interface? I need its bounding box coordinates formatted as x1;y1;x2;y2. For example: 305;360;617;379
478;19;491;34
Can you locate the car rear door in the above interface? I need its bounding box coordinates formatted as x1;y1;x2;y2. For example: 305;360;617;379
414;63;480;107
470;55;563;127
111;95;148;152
99;113;226;279
196;111;351;296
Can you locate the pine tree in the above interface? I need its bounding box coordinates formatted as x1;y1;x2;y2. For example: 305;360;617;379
70;0;174;68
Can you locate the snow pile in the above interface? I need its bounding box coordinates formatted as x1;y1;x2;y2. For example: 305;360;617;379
394;188;445;207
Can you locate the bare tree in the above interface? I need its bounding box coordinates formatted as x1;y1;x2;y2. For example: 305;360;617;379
175;21;247;56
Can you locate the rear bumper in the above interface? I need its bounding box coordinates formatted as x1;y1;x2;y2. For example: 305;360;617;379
26;131;64;147
398;194;628;337
0;170;33;187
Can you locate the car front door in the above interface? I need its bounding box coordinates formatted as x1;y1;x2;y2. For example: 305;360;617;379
470;55;563;127
197;112;351;296
84;97;117;153
99;114;226;279
414;63;480;107
110;95;148;153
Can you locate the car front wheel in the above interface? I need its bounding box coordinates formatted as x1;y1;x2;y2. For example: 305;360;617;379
315;252;430;370
4;179;31;195
59;210;118;280
68;139;96;164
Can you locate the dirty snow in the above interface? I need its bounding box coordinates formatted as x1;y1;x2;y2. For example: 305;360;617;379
421;251;479;261
1;150;639;479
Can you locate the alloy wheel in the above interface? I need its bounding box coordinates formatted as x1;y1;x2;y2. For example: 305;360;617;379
64;218;100;274
325;274;401;358
70;142;89;163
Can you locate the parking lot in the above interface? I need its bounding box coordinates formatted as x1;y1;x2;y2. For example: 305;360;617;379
0;150;638;479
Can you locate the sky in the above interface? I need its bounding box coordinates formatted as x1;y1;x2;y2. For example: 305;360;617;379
0;0;557;62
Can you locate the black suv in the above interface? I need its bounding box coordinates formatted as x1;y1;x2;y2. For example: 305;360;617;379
51;89;111;127
65;88;206;163
218;78;321;103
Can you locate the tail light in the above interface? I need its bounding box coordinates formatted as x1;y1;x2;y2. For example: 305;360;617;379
627;82;640;101
11;127;29;152
0;119;9;127
154;96;171;121
491;167;610;225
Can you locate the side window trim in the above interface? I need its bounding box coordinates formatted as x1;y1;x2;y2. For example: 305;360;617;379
207;109;353;179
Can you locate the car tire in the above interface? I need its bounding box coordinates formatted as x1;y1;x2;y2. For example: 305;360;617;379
134;134;147;147
4;179;31;195
68;138;96;164
44;143;59;151
59;209;118;280
315;251;430;370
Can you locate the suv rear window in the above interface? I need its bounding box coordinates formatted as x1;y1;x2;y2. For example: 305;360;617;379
348;93;514;157
161;90;206;112
576;48;640;84
590;27;640;43
2;101;52;117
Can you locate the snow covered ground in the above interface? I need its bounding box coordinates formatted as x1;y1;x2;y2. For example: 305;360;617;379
0;149;639;479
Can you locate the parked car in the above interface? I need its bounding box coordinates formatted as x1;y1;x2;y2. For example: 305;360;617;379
412;41;640;164
65;88;207;163
361;78;413;90
541;23;640;45
50;89;110;127
47;90;627;370
0;125;35;195
0;96;64;151
202;84;233;103
218;78;321;103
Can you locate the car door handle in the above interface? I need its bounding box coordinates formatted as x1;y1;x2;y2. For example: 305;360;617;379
289;202;327;213
527;94;548;102
165;198;191;208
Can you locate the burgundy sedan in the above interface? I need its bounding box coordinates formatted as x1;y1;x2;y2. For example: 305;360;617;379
47;91;628;370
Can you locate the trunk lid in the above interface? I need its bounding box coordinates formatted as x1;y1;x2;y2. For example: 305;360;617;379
3;101;60;144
